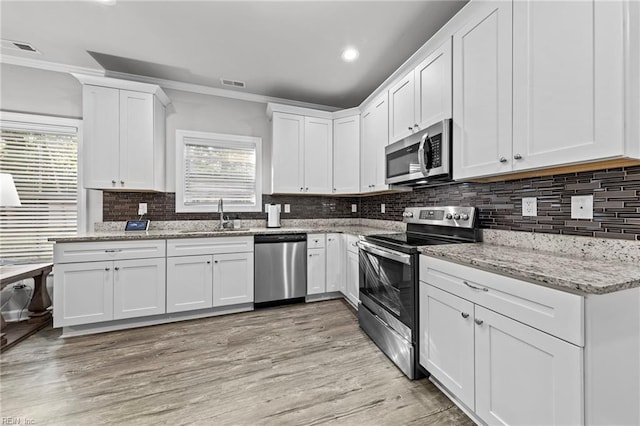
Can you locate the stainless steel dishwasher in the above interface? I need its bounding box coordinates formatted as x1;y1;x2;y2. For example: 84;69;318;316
254;234;307;305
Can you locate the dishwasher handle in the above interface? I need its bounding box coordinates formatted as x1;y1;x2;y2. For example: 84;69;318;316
254;233;307;244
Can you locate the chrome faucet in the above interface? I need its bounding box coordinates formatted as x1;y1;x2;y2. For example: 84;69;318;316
218;198;232;229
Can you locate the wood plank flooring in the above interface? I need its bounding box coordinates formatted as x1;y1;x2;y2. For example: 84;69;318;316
0;300;473;425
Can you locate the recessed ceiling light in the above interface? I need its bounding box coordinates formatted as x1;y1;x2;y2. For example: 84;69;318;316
341;47;359;63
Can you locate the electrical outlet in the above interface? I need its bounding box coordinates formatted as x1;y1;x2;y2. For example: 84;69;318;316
571;195;594;219
138;203;147;216
351;204;357;213
381;203;385;213
284;204;290;213
522;197;537;217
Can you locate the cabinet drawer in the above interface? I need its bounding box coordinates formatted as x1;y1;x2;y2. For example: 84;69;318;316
54;240;166;264
167;236;253;257
307;234;325;249
420;256;584;346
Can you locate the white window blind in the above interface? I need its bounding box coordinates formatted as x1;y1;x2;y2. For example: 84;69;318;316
0;128;78;261
176;130;262;213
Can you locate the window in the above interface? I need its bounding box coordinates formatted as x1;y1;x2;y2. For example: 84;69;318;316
0;113;82;261
176;130;262;213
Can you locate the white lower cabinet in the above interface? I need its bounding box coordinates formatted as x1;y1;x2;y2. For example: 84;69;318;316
166;237;254;312
54;261;114;327
307;248;326;295
326;234;344;293
345;235;360;307
419;255;584;426
113;258;166;320
166;255;213;313
213;252;254;307
474;306;583;426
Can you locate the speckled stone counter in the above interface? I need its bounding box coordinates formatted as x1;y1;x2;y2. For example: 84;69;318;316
49;219;404;243
420;230;640;295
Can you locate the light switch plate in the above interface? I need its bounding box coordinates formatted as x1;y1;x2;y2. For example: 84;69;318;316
351;204;357;213
571;195;594;219
522;197;537;217
138;203;147;216
284;204;290;213
381;203;385;213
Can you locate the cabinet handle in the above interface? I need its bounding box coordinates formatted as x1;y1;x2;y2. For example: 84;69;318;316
104;249;122;253
461;312;469;319
464;280;489;292
114;267;120;271
474;319;484;326
514;154;523;160
104;267;110;271
499;157;508;163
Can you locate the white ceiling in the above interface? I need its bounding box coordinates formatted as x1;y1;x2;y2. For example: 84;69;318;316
0;1;468;109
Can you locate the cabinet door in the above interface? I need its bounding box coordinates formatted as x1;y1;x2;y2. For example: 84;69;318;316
419;283;475;410
512;0;625;170
304;116;333;194
361;93;389;192
113;258;166;320
213;252;254;306
453;1;513;180
82;85;120;189
307;248;326;295
119;90;155;190
475;306;583;426
415;38;452;129
166;255;213;313
325;234;344;293
388;72;416;143
345;250;359;307
53;261;113;327
272;112;304;193
333;115;360;194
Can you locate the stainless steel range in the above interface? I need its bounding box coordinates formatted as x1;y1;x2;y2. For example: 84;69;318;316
357;206;481;379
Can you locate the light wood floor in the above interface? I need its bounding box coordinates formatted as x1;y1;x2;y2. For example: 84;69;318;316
0;300;473;425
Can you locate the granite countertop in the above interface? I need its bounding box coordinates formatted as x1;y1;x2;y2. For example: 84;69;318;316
419;242;640;295
49;225;397;243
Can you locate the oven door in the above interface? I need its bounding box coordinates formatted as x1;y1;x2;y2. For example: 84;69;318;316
357;240;415;330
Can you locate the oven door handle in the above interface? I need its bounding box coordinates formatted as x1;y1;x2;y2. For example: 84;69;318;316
356;241;412;265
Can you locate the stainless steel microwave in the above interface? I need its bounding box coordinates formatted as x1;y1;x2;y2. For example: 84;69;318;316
385;119;452;186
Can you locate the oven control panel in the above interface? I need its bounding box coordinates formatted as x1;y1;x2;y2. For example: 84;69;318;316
402;206;476;228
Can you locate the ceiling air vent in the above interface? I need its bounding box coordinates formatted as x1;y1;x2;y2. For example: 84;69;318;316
220;78;246;89
1;39;40;54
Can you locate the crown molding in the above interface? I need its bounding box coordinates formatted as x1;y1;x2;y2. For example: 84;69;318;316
1;54;340;112
71;73;171;106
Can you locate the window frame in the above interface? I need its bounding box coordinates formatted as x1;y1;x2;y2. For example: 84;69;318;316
175;129;262;213
0;111;85;260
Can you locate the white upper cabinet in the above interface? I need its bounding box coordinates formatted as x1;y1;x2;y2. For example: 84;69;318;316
75;75;169;191
388;38;453;146
271;112;305;193
332;115;360;194
388;72;416;142
415;38;452;130
269;106;333;195
453;0;513;180
511;0;625;170
361;93;389;192
304;116;333;194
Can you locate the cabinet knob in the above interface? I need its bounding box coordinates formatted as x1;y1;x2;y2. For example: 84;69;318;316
104;267;110;271
333;188;336;192
461;312;469;319
305;187;309;192
474;319;484;326
300;187;304;192
408;126;413;131
214;260;218;264
120;180;125;185
414;124;419;129
514;154;523;160
206;261;211;264
114;267;120;271
111;180;116;185
499;157;508;163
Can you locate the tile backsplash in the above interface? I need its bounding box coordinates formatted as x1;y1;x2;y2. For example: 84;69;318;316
103;166;640;240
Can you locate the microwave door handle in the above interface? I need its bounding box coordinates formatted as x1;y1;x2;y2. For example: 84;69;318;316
418;132;430;176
